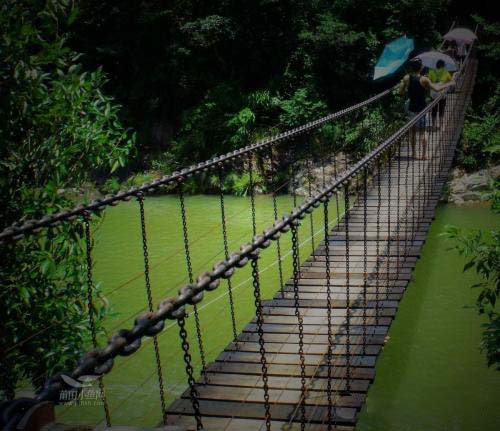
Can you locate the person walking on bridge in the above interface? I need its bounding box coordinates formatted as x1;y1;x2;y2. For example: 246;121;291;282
429;59;452;130
400;58;454;159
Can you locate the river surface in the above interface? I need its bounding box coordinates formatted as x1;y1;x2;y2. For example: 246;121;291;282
357;204;500;430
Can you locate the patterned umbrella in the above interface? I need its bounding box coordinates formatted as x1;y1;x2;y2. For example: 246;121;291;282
373;36;415;80
443;27;477;45
415;51;458;72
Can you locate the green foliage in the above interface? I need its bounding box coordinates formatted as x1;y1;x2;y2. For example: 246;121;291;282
490;179;500;214
445;225;500;369
100;178;121;195
226;107;256;148
457;85;500;172
0;0;133;396
69;0;451;169
125;172;158;188
215;171;267;197
279;88;328;128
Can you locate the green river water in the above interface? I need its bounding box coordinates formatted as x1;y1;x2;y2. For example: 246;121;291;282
57;197;500;429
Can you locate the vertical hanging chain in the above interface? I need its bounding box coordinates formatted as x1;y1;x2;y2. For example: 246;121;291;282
417;134;423;233
179;188;207;379
306;141;316;255
269;147;285;298
405;133;411;259
137;194;168;424
83;213;111;427
251;256;272;431
344;183;351;393
396;141;402;274
362;168;368;357
386;148;392;301
178;316;203;430
291;224;307;430
411;128;416;245
218;170;238;342
290;156;298;208
375;159;381;326
323;199;335;430
333;153;340;220
248;154;257;238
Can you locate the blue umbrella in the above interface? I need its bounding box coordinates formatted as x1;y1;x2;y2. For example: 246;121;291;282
373;36;415;80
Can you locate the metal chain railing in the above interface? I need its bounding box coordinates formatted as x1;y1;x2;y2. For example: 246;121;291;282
250;256;272;431
178;188;207;380
83;213;112;427
137;194;168;424
217;170;239;342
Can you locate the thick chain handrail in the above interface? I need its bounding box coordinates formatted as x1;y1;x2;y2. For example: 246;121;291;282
0;87;395;244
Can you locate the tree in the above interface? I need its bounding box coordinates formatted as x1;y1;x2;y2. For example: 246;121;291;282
0;0;134;397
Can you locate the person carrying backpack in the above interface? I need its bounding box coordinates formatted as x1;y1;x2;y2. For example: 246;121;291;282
400;58;454;159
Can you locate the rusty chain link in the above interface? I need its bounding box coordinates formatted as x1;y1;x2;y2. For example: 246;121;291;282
178;317;203;430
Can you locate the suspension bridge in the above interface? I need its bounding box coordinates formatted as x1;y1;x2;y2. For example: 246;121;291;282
0;43;477;431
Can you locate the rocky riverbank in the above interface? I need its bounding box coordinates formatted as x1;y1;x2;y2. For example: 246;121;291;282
446;165;499;204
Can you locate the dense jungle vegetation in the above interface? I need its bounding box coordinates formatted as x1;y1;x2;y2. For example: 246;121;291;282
1;0;498;398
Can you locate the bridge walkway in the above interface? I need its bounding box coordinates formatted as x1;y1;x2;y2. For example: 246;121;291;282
165;126;458;430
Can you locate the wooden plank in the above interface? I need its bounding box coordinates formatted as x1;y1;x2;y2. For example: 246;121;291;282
236;332;386;346
180;385;366;408
242;323;389;335
167;399;357;424
205;362;376;380
166;414;355;431
225;341;382;356
202;372;370;393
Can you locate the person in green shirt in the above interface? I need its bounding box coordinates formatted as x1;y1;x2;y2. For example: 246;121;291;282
428;59;452;129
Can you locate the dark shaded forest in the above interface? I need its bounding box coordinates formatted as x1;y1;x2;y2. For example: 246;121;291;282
67;1;497;171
